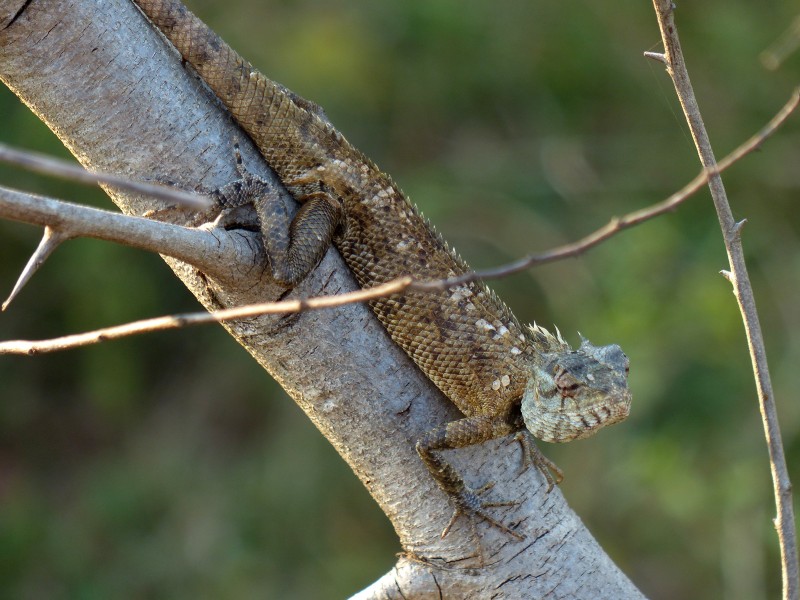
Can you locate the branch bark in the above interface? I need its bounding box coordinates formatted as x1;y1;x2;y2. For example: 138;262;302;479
650;2;799;598
0;1;643;597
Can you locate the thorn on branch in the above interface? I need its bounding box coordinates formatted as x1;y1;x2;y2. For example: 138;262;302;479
2;226;71;311
719;270;733;283
643;51;668;64
732;218;748;237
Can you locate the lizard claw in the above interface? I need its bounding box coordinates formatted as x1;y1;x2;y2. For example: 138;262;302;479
515;431;564;492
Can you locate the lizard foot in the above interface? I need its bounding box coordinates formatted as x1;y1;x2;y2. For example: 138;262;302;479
441;481;523;540
515;431;564;492
441;482;523;566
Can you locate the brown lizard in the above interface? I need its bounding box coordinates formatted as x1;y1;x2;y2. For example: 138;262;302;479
131;0;632;552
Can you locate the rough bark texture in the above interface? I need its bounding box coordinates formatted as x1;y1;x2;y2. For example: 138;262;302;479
0;0;644;597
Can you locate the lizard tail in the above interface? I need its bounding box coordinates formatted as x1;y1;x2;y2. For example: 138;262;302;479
133;0;263;112
131;0;311;167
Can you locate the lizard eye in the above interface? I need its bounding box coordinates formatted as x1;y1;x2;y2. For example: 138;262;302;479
555;369;581;397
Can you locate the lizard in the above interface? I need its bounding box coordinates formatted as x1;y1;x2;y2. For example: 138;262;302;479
130;0;632;554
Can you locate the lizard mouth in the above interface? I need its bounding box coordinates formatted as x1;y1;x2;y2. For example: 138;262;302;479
521;380;631;444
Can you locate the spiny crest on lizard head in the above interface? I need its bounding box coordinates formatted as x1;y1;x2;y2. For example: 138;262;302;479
526;322;570;353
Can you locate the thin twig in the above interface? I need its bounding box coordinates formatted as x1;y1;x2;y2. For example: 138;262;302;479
0;277;412;354
0;142;211;209
412;87;800;293
761;15;800;70
651;2;798;598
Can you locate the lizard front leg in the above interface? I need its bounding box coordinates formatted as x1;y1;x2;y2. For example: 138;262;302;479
416;414;525;562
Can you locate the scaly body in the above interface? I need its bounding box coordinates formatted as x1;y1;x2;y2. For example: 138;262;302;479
132;0;632;548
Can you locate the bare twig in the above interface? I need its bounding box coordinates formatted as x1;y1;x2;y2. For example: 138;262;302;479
650;1;798;598
0;277;412;354
413;87;800;293
0;142;211;209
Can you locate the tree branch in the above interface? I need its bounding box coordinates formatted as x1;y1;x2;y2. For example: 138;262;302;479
0;184;262;290
0;142;211;209
650;2;799;598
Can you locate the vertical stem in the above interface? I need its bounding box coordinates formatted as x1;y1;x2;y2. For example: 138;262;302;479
650;1;798;598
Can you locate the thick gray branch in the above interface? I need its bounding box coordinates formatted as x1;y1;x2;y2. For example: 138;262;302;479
0;0;643;596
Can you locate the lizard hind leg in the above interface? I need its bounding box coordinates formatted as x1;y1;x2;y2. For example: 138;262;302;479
215;144;343;286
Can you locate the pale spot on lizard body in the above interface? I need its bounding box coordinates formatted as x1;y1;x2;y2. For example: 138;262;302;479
475;319;495;332
450;286;473;303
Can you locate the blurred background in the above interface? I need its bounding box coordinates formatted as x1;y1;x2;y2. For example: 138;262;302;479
1;0;798;597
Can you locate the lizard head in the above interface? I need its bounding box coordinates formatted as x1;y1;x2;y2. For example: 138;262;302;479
521;329;631;443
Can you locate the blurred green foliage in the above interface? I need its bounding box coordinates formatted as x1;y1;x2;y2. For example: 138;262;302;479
1;0;799;598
